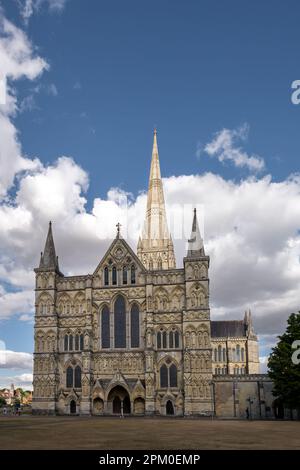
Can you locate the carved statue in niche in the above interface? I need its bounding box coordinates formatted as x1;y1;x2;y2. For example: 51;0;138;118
146;354;153;371
146;329;153;347
185;332;190;348
191;331;196;348
172;295;179;310
187;264;193;279
194;265;200;279
200;265;206;278
84;334;89;349
184;352;190;371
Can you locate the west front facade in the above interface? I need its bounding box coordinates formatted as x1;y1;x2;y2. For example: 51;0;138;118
32;131;263;417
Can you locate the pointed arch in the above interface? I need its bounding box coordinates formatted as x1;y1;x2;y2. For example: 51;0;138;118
114;295;126;348
130;303;139;348
101;305;110;349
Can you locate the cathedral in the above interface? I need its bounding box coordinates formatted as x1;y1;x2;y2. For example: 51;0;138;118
33;130;264;417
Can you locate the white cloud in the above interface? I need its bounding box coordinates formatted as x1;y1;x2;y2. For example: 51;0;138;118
0;372;33;389
19;0;68;23
204;124;265;172
0;13;47;198
0;288;34;321
47;83;58;96
0;350;33;370
259;356;268;374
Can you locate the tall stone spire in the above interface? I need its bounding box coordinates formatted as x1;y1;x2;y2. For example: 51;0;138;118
187;208;204;257
137;129;176;270
39;221;60;271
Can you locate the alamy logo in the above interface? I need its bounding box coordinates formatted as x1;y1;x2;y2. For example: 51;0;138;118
291;340;300;365
291;80;300;104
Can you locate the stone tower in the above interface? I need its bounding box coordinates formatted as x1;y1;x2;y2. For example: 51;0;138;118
183;209;213;415
137;129;176;270
33;222;61;414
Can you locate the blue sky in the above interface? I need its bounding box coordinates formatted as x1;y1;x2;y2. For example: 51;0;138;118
4;0;300;198
1;0;300;387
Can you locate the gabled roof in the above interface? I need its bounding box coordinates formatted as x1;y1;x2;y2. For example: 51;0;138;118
211;320;247;338
93;235;146;276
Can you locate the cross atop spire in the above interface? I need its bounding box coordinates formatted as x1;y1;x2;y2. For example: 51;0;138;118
187;208;204;257
39;221;60;271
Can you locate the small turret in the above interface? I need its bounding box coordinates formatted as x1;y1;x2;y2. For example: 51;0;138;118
187;208;204;257
39;221;60;272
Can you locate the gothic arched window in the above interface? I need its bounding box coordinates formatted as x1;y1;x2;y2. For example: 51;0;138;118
218;345;222;362
214;349;217;362
104;267;109;286
130;304;139;348
101;305;110;349
74;366;81;388
123;266;127;285
69;335;73;351
160;364;168;388
157;331;162;349
114;295;126;348
112;266;117;286
169;364;177;387
223;348;226;362
75;334;79;351
66;366;73;388
174;331;179;349
162;331;167;349
169;331;174;349
241;347;245;362
64;335;68;351
236;344;241;361
131;265;136;284
80;334;84;351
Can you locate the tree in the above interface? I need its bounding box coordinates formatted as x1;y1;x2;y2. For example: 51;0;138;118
0;396;6;407
268;312;300;416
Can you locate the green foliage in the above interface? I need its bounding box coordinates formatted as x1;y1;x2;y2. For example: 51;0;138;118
268;312;300;409
0;396;6;406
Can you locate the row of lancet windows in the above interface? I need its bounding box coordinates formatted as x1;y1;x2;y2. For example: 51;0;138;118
214;366;246;375
213;345;245;362
65;363;176;389
104;265;136;286
101;295;139;348
64;334;84;352
157;329;180;349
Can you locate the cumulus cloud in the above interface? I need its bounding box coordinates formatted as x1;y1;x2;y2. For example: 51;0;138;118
204;124;265;172
0;350;33;370
1;162;300;346
0;372;33;389
0;13;47;198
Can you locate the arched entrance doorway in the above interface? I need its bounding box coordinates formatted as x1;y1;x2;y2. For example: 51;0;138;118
70;400;76;414
113;396;121;414
166;400;174;416
108;385;131;415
